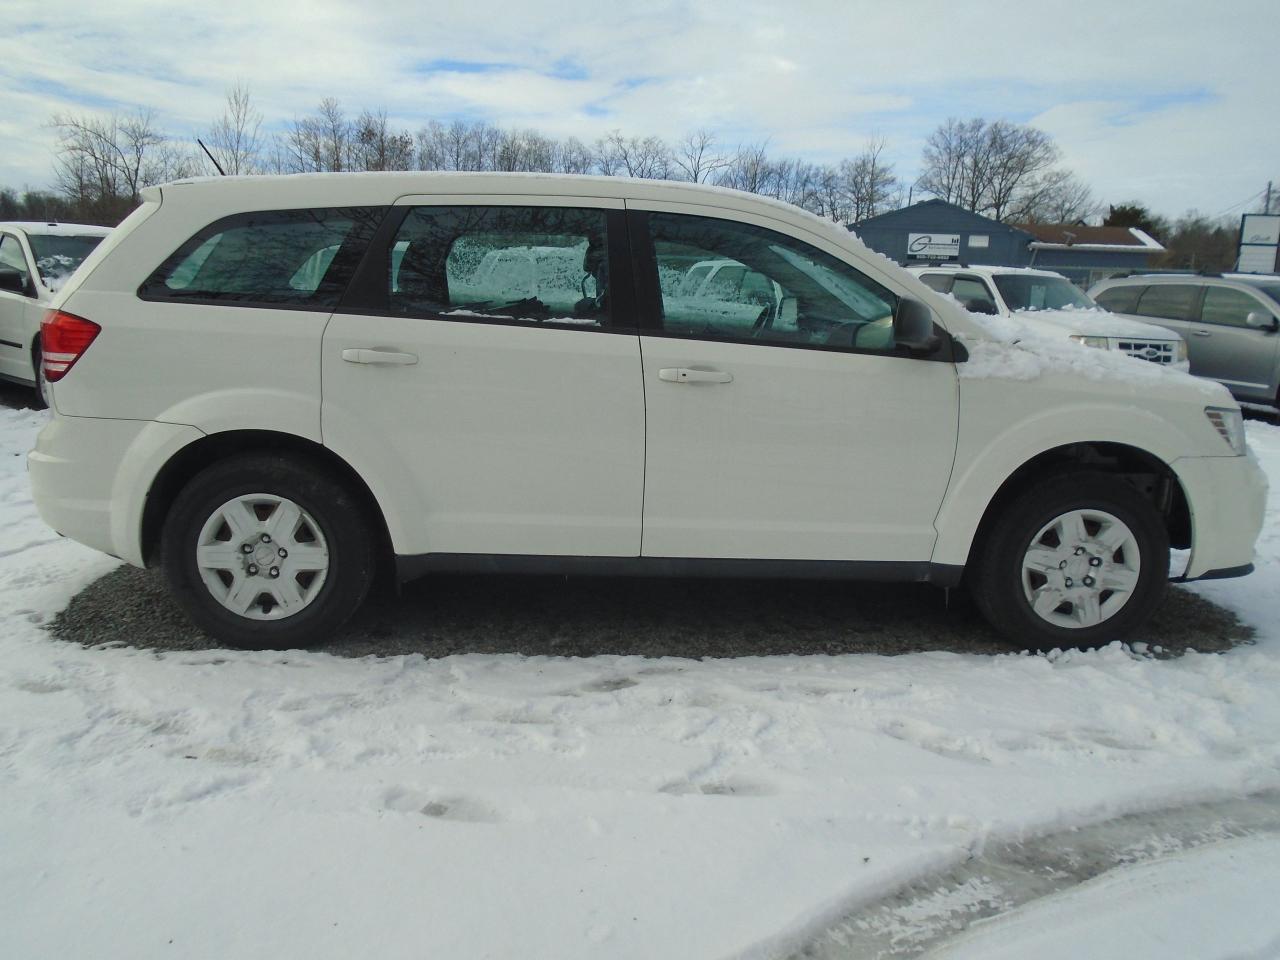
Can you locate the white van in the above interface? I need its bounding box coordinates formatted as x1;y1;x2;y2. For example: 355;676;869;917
28;173;1266;650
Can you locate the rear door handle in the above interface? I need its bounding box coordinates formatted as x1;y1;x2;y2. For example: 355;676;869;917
342;348;418;365
1192;330;1212;337
658;367;733;384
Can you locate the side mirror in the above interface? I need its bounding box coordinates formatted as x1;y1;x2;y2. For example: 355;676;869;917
894;297;941;355
0;267;29;296
1245;310;1279;332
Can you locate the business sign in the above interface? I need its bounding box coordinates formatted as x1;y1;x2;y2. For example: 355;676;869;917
908;232;961;259
1238;213;1280;273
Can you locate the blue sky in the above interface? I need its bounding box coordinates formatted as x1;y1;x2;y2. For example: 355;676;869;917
1;0;1276;218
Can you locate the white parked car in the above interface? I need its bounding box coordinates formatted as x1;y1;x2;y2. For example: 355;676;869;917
908;264;1190;372
28;173;1265;651
0;222;111;403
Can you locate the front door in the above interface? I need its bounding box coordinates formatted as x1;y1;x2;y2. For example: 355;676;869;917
321;199;645;559
630;208;959;563
0;232;38;383
1191;284;1280;402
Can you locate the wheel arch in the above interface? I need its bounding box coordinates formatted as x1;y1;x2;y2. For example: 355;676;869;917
141;429;393;570
942;441;1191;576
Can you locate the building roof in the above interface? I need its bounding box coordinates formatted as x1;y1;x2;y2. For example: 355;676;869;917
853;198;1035;236
1014;223;1164;253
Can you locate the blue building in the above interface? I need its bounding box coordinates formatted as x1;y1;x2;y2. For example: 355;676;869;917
851;199;1165;287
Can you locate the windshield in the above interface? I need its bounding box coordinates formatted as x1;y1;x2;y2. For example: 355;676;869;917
992;274;1096;311
27;234;105;290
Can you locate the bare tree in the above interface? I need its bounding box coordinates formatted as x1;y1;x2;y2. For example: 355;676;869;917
285;98;353;172
205;82;263;175
841;138;898;223
351;110;414;171
917;117;1068;222
553;136;595;174
717;141;772;194
982;121;1058;221
1011;169;1100;224
600;130;670;179
51;109;192;219
672;129;728;183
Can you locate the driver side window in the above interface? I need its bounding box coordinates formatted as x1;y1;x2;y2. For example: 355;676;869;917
647;213;898;351
388;206;611;327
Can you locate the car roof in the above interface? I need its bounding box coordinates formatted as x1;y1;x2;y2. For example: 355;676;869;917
0;221;113;238
1096;272;1277;287
907;264;1067;280
155;171;835;230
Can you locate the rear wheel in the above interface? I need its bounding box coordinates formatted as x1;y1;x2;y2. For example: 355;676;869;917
970;473;1169;650
161;454;376;649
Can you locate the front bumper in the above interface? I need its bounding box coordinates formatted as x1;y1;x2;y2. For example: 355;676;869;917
29;415;202;568
1171;449;1269;581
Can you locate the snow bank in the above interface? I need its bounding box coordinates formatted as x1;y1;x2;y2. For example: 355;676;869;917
956;311;1221;396
2;408;1279;960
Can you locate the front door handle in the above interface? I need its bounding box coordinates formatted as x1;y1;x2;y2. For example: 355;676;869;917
658;367;733;384
1192;330;1212;337
342;348;419;365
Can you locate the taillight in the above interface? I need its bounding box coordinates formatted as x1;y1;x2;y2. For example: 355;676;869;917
41;309;100;382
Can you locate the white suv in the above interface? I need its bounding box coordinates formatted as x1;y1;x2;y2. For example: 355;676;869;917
0;221;112;403
908;264;1190;372
28;173;1266;651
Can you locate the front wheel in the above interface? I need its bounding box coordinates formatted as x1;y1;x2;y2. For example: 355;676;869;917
161;454;376;649
31;342;49;410
970;473;1169;650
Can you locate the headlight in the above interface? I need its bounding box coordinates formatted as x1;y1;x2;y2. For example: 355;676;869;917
1069;335;1109;349
1175;340;1188;363
1204;406;1247;455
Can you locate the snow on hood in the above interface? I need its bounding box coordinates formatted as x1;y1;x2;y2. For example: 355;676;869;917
1010;305;1183;341
956;311;1221;397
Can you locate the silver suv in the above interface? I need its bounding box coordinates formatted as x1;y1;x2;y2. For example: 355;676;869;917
1089;273;1280;408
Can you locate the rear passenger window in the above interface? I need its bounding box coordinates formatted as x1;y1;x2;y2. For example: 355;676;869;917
388;206;611;327
1093;285;1142;313
1134;284;1197;321
140;208;382;308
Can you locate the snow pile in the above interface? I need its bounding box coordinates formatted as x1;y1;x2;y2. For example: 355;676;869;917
1;407;1279;959
956;311;1220;395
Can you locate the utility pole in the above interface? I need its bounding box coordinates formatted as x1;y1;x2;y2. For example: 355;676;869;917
1266;180;1273;215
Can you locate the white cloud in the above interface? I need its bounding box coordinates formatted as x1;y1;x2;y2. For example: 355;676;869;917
1;0;1277;216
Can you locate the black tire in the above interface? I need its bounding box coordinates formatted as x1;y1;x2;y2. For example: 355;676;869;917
30;342;48;411
161;454;376;649
970;472;1169;651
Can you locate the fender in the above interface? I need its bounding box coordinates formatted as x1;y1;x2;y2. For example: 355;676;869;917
156;388;321;443
931;380;1204;568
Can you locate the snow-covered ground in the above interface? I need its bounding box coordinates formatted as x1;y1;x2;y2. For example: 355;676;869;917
2;405;1279;960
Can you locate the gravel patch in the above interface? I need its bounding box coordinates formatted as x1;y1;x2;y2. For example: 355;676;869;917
50;564;1252;659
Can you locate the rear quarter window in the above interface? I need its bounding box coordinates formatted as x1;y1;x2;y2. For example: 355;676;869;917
1134;283;1198;321
1093;284;1142;313
140;207;383;309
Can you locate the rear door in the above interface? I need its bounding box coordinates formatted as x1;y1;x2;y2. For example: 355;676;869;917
321;197;645;559
629;205;959;564
1191;284;1280;401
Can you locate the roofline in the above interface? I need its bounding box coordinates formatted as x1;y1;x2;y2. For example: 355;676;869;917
1026;226;1164;254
